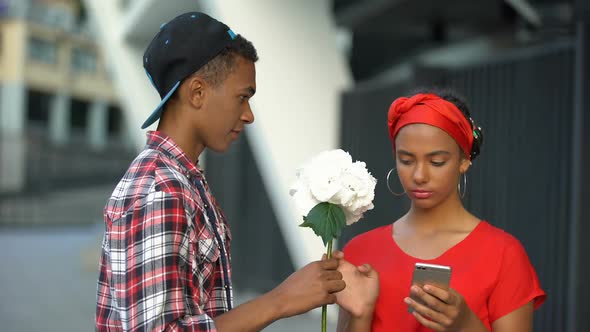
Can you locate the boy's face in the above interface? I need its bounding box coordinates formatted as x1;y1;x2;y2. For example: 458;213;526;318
195;55;256;152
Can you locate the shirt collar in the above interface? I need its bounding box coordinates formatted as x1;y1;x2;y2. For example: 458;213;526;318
145;130;202;178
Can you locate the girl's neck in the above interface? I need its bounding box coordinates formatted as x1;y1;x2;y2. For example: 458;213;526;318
403;194;472;232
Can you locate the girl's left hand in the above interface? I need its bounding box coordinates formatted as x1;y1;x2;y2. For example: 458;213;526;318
404;284;475;331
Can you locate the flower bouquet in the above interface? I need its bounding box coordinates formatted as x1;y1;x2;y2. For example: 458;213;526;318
290;149;377;332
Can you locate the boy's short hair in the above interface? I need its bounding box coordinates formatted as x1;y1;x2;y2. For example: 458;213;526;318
193;34;258;87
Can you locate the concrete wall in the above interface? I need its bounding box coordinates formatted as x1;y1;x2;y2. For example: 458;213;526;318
207;0;353;269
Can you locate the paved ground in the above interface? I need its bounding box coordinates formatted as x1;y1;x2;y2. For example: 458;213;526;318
0;186;336;331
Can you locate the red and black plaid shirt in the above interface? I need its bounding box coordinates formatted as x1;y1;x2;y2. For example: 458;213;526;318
96;131;233;331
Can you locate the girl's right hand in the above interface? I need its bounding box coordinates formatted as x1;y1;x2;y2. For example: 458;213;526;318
336;259;380;318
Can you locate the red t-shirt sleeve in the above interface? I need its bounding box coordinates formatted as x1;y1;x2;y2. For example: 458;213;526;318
488;236;546;323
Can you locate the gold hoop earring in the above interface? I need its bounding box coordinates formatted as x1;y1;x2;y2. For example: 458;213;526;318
458;173;467;199
387;168;406;196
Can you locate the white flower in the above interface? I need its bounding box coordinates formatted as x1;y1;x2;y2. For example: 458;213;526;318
289;180;320;219
290;149;377;225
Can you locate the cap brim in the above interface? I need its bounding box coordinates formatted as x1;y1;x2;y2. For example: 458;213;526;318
141;81;181;129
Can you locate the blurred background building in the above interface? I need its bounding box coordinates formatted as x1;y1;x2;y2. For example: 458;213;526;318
1;0;588;331
0;0;134;224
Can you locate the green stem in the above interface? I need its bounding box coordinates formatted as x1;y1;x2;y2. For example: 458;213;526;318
322;239;333;332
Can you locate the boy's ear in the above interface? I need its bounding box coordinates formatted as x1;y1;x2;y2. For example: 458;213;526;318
183;75;207;109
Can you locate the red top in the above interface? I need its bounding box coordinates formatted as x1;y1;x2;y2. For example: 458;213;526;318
343;221;546;332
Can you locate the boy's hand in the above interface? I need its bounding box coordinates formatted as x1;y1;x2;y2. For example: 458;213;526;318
270;253;345;318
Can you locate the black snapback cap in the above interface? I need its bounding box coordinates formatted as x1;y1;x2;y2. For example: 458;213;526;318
141;12;237;129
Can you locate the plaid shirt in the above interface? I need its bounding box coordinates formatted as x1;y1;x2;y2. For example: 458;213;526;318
96;131;233;331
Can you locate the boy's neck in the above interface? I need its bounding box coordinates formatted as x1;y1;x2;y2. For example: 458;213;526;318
157;111;204;165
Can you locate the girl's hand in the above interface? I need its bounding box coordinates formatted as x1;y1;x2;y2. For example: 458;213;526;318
404;284;479;331
336;259;380;319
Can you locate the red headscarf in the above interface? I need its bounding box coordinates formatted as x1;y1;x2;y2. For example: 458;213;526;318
388;93;474;159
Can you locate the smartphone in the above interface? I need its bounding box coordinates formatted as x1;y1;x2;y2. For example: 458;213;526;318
408;263;452;313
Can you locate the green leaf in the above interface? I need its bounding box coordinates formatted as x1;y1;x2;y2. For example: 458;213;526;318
299;202;346;246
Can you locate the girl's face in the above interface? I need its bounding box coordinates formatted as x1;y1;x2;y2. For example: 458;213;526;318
394;123;471;210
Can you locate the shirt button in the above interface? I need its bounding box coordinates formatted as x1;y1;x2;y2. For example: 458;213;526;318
224;285;229;289
204;204;209;209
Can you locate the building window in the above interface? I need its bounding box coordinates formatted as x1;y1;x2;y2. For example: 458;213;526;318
29;3;74;31
27;89;51;126
72;47;97;73
108;105;123;137
119;0;134;10
70;98;89;133
0;1;10;18
28;37;57;64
